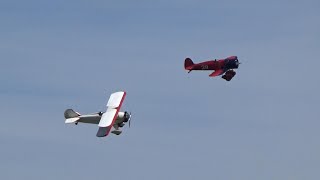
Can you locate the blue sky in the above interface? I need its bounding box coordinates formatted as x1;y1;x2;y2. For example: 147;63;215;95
1;0;320;179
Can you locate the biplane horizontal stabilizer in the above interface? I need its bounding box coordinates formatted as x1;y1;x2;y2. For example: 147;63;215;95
65;117;80;123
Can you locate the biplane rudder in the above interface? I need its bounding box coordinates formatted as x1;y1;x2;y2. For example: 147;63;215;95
64;109;81;119
64;109;81;124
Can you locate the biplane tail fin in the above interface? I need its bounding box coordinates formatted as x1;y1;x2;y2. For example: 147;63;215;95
64;109;81;118
64;109;81;123
184;58;194;70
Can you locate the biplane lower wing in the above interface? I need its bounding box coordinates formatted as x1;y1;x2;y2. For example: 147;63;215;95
96;127;109;137
96;91;126;137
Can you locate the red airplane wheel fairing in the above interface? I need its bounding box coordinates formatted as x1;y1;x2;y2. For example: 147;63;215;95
222;70;236;81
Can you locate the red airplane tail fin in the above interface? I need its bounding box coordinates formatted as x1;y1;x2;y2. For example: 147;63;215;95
184;58;194;70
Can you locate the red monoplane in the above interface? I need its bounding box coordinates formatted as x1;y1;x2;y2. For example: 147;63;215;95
184;56;240;81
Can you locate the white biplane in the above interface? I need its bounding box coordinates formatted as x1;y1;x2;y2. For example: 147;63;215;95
64;91;131;137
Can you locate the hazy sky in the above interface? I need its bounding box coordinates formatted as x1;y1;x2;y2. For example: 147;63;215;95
1;0;320;179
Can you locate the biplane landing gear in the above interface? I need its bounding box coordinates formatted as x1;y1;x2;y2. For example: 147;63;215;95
111;130;122;135
118;123;125;127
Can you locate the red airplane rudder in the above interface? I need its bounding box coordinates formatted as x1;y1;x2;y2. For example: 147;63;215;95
184;58;194;70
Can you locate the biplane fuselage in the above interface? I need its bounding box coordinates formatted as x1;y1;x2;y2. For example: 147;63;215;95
72;112;128;125
65;91;131;137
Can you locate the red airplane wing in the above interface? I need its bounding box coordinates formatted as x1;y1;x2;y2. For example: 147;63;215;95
209;69;224;77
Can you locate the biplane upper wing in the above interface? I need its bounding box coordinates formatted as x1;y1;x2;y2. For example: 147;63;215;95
96;91;126;137
209;69;225;77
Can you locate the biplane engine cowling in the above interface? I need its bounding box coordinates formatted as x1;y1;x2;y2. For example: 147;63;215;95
117;111;130;122
117;112;124;119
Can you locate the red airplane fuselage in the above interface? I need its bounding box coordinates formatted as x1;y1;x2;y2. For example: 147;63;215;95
184;56;240;81
187;59;225;71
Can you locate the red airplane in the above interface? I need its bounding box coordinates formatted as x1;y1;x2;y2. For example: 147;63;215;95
184;56;240;81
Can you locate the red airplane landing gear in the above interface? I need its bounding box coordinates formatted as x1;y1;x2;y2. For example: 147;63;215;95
222;70;236;81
